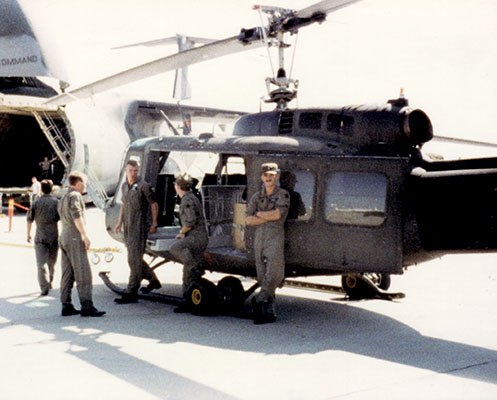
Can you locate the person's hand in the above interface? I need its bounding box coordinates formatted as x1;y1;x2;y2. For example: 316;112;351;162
175;232;185;239
83;236;90;250
149;225;157;234
114;222;122;234
27;235;31;243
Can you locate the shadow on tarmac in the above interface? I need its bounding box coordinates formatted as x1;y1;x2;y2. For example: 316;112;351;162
1;277;496;399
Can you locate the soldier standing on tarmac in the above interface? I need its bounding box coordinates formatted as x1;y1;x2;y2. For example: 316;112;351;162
246;162;290;324
114;160;161;303
58;171;105;317
169;173;208;313
27;179;59;296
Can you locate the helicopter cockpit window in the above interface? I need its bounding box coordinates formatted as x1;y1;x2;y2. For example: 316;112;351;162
280;169;314;221
299;112;322;130
325;172;387;226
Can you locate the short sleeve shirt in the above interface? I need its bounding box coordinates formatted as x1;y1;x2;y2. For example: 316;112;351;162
246;186;290;233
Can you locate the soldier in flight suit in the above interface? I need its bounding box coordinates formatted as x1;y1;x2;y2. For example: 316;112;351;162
27;179;59;296
114;160;161;303
169;173;208;313
58;171;105;317
246;163;290;324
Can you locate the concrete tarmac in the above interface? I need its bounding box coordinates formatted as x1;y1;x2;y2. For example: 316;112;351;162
0;208;496;400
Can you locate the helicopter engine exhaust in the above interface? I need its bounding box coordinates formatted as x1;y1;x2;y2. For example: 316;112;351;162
401;108;433;146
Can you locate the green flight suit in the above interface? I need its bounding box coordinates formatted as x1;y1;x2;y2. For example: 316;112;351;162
58;189;94;309
246;186;290;312
169;191;208;296
27;194;59;293
121;177;159;294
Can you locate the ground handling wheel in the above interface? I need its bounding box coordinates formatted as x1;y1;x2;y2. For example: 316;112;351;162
186;278;218;315
217;276;245;315
341;273;403;300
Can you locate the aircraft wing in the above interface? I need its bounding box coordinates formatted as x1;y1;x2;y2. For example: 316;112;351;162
43;0;361;107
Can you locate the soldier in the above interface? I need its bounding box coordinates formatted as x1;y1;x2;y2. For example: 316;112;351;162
58;171;105;317
26;179;59;296
169;173;208;313
114;160;161;303
246;162;290;324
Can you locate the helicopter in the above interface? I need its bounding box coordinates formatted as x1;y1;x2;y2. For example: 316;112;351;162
92;0;497;315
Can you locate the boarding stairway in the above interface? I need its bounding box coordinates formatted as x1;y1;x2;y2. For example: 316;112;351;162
31;110;109;209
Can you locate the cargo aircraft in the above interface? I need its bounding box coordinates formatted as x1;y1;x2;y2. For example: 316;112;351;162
0;0;245;206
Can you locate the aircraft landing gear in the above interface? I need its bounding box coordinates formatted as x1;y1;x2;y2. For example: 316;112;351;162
99;271;258;316
217;276;246;314
341;273;403;300
186;278;218;315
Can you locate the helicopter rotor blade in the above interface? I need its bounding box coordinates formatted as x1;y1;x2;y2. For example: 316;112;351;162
44;35;262;106
432;135;497;148
295;0;362;18
44;0;362;107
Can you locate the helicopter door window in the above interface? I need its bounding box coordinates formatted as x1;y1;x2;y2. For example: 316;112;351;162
280;169;314;221
221;156;246;185
325;172;387;226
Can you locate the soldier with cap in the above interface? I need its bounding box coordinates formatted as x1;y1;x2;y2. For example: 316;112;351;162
58;171;105;317
114;159;161;303
246;162;290;324
169;173;208;312
27;179;59;296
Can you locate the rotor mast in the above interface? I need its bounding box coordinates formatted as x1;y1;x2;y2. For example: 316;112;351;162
256;6;300;110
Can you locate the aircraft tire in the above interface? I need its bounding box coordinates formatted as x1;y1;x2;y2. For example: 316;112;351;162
186;278;218;315
377;274;391;290
341;274;376;299
217;276;245;314
365;273;391;291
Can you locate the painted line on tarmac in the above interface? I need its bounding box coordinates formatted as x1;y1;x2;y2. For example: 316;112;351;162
0;241;33;249
0;241;121;253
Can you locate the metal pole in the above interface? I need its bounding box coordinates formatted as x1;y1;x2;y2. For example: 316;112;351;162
8;197;14;232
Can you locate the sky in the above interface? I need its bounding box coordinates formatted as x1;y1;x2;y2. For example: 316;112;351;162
19;0;497;145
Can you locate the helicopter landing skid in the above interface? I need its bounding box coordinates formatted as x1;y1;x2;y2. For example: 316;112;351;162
98;271;184;306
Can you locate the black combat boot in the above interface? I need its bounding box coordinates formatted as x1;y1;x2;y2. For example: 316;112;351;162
253;300;276;325
81;306;106;317
61;304;80;316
